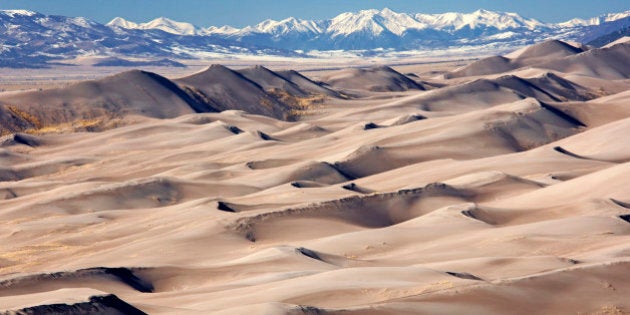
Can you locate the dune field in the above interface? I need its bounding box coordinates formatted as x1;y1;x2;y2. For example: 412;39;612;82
1;39;630;314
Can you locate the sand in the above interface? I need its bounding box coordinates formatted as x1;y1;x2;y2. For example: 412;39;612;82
1;40;630;314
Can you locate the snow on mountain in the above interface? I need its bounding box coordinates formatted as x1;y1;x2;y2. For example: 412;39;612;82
0;9;37;17
603;11;630;23
311;8;546;38
327;8;428;37
414;9;546;31
0;11;297;68
557;11;630;27
141;17;198;35
1;7;630;67
557;18;594;27
107;16;199;35
251;17;323;35
204;25;239;35
202;8;555;50
107;17;139;29
104;8;550;40
102;8;630;47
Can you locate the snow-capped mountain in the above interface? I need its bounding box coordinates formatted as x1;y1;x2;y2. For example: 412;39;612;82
251;17;323;35
104;8;630;49
214;8;628;50
325;8;424;37
558;11;630;27
413;9;546;31
106;17;139;29
107;16;199;35
1;9;37;18
203;25;239;35
195;9;557;50
0;8;629;67
0;9;298;68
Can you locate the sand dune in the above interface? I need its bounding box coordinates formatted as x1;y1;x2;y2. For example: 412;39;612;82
321;66;426;93
0;70;205;133
603;36;630;48
0;65;338;134
1;291;147;315
492;73;596;102
1;40;630;313
275;69;344;98
512;39;587;62
237;65;316;98
175;65;293;120
446;39;590;78
445;55;515;78
536;42;630;79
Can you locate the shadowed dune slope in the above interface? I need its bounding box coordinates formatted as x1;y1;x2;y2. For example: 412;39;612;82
237;65;311;98
3;293;147;315
0;65;343;134
175;64;294;120
275;69;344;98
536;42;630;79
321;66;427;92
398;72;596;114
0;70;207;133
513;39;588;62
446;39;589;78
445;55;515;78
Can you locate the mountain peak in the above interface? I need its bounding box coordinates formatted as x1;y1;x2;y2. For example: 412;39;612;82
558;10;630;27
106;16;198;35
143;17;198;35
249;16;323;35
380;7;396;14
107;17;139;28
205;25;239;35
0;9;38;17
358;9;381;15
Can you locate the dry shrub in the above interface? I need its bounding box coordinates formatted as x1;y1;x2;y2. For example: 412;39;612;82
6;105;42;129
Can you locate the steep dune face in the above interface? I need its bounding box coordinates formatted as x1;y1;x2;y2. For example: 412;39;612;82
445;55;514;78
321;66;426;92
0;70;206;133
2;292;147;315
536;42;630;79
446;39;590;78
2;41;630;314
0;65;341;134
237;65;311;98
175;64;294;120
275;69;344;98
512;39;588;62
376;72;595;115
490;73;597;102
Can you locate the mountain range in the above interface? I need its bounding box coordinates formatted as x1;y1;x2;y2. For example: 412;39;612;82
1;8;629;67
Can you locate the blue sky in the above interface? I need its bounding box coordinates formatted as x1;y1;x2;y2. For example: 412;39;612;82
1;0;628;27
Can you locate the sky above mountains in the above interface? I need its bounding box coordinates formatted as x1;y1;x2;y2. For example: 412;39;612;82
0;0;628;27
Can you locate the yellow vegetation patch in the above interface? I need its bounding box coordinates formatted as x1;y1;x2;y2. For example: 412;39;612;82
266;89;328;120
25;118;104;135
5;105;42;129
